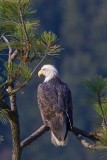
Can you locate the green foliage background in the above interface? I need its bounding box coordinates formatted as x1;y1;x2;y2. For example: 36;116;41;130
1;0;107;160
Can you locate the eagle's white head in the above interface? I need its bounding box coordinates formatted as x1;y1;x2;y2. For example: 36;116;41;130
38;64;59;82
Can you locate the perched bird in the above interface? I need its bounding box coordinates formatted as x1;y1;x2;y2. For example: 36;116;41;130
37;64;73;146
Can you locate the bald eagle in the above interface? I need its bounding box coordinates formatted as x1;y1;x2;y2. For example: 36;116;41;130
37;64;73;146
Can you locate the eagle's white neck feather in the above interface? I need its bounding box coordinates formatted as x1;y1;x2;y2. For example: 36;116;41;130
44;72;58;82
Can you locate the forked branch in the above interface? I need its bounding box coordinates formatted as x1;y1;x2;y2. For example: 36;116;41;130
20;124;107;151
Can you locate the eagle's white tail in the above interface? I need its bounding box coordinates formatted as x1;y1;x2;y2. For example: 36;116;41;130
51;132;68;146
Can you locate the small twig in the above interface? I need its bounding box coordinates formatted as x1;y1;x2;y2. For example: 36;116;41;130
0;78;19;100
31;53;47;76
11;50;18;60
0;80;10;90
0;53;8;55
21;125;49;150
0;57;6;62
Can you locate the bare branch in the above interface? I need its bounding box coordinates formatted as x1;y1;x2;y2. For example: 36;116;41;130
70;127;107;151
75;134;107;151
20;125;99;151
8;120;106;152
2;37;18;62
71;126;99;142
11;50;18;60
21;125;49;150
2;36;12;62
0;78;19;100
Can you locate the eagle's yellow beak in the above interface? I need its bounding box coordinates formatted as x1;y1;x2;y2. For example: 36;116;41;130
38;70;43;77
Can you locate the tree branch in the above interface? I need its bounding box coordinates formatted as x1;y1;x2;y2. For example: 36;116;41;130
2;36;12;63
11;50;18;60
75;133;107;151
71;126;99;142
18;0;29;41
20;125;49;150
0;101;18;121
2;54;47;99
20;124;101;151
0;101;10;112
31;53;47;75
2;36;18;61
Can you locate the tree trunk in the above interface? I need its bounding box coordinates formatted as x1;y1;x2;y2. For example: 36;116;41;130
8;85;21;160
9;117;21;160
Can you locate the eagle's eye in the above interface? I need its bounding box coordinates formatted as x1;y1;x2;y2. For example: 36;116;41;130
42;68;47;72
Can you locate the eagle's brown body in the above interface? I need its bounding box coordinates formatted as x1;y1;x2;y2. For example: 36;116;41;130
37;77;73;146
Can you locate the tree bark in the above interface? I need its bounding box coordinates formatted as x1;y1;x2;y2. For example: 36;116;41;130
8;85;21;160
9;117;21;160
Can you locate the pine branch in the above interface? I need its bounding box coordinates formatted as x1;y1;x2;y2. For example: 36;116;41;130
18;0;30;58
97;93;107;128
84;76;107;128
18;0;29;41
2;54;47;99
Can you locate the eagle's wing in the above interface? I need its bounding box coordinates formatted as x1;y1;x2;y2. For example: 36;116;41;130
57;83;73;129
43;81;73;129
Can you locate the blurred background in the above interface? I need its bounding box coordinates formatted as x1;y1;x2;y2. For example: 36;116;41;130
1;0;107;159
